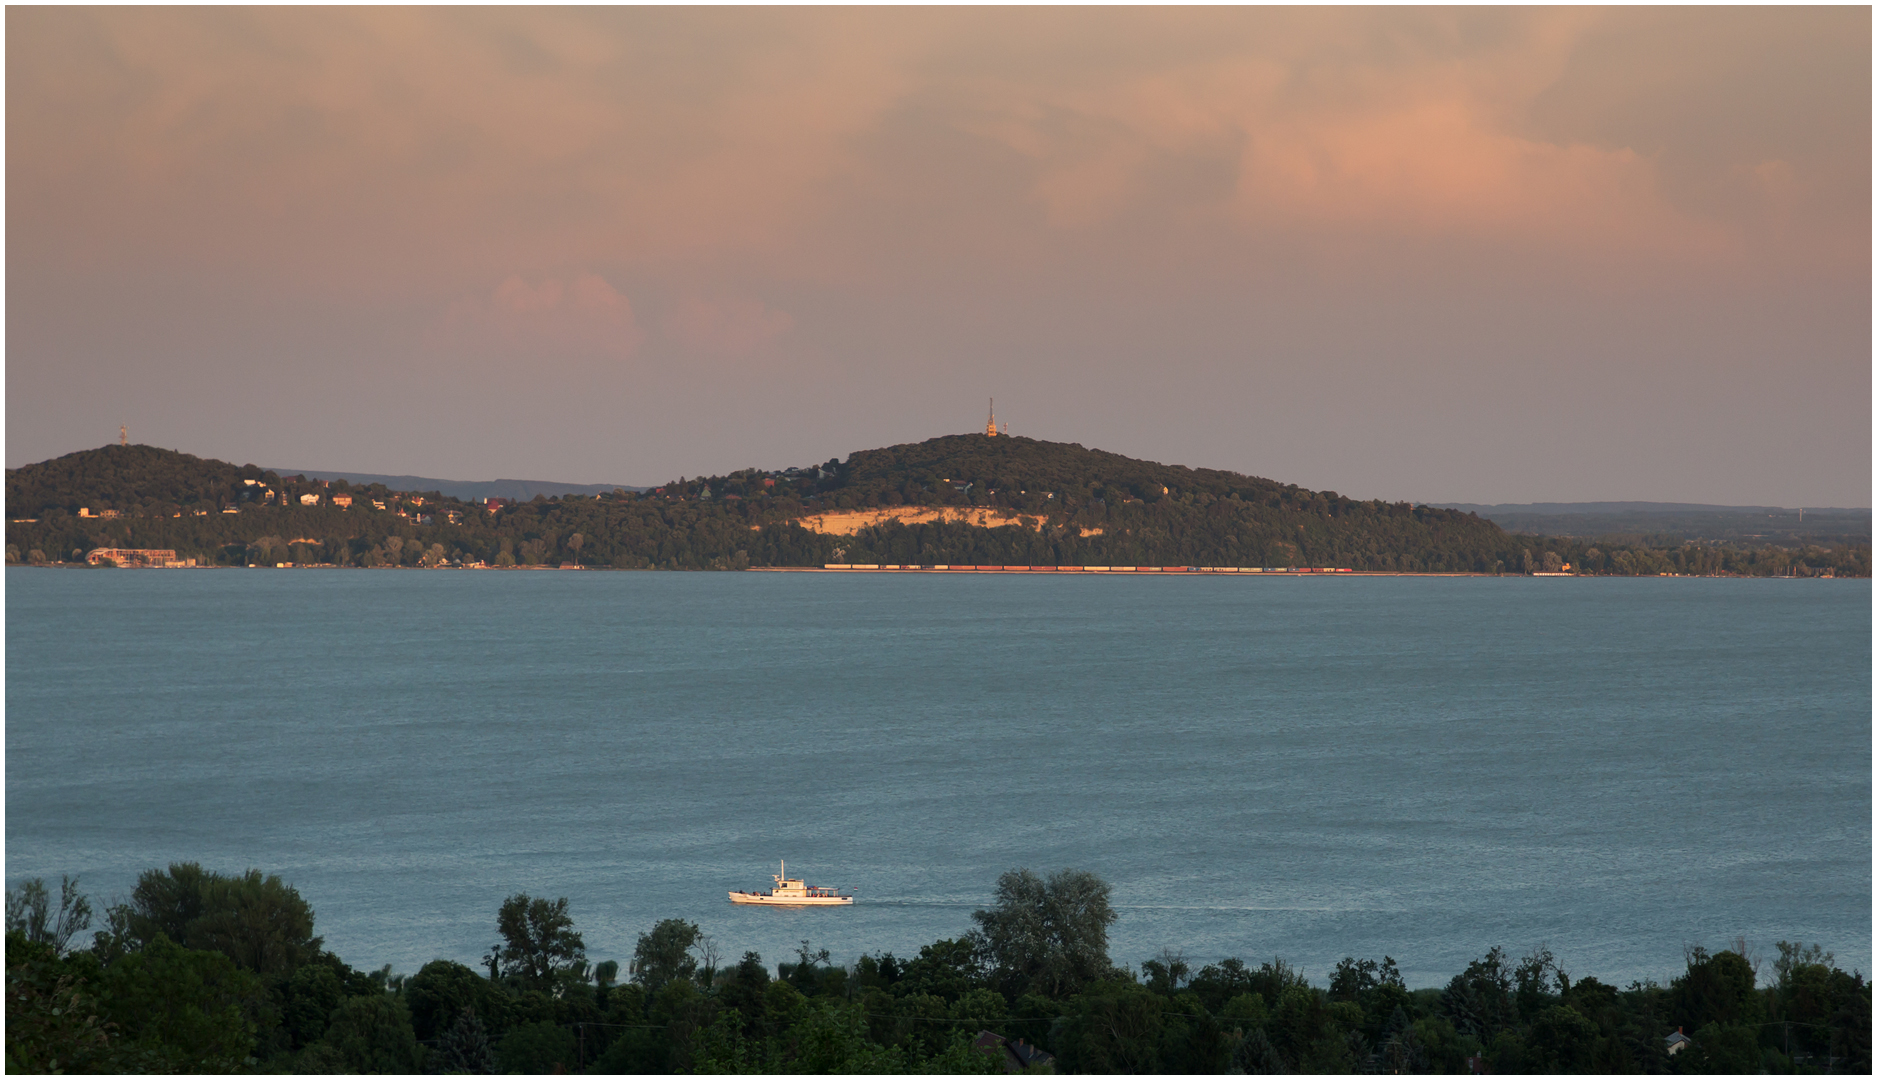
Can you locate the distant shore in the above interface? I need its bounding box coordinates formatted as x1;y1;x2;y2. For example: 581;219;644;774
12;563;1856;579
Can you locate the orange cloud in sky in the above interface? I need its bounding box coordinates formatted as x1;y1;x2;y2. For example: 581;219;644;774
9;6;1863;300
931;9;1744;270
5;6;1866;504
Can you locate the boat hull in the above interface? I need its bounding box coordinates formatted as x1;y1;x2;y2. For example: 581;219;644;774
728;891;853;906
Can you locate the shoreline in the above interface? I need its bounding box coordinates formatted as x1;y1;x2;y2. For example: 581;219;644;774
10;564;1854;579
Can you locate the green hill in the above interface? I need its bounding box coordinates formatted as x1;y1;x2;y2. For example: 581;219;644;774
6;444;280;519
3;438;1866;577
682;433;1519;571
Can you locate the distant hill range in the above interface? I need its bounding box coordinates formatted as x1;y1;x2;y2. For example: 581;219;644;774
5;440;1867;577
266;470;643;502
1436;502;1871;546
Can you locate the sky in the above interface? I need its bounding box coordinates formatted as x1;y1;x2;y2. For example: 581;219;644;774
6;7;1870;506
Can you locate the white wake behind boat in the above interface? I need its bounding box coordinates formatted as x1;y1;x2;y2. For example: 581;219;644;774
728;861;854;906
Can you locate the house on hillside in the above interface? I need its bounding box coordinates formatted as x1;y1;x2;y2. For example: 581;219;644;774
299;493;320;506
972;1031;1053;1073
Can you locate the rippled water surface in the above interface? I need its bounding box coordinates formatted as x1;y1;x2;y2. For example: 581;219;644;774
7;569;1869;986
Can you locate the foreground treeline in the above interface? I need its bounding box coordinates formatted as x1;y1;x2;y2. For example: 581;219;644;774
6;866;1869;1074
8;441;1867;576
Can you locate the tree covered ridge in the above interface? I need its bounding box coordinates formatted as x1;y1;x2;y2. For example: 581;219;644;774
6;865;1870;1074
4;440;1868;576
6;444;285;519
837;434;1307;507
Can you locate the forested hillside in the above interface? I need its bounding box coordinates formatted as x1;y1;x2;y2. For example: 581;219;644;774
5;439;1868;576
6;444;279;520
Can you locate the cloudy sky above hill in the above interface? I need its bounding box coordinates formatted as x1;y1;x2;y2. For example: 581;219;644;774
7;7;1868;504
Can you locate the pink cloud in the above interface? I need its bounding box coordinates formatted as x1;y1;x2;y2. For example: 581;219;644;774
8;8;1866;299
664;295;794;357
432;273;642;360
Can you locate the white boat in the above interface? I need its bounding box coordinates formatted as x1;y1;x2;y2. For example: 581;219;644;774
728;861;854;906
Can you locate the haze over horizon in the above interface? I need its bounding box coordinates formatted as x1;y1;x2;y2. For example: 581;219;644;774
7;8;1870;507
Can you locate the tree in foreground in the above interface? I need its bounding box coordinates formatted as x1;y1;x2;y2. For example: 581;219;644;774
4;931;127;1072
314;992;421;1073
94;933;266;1071
486;894;585;988
5;876;93;956
427;1005;496;1074
101;862;321;976
969;867;1116;999
630;918;702;997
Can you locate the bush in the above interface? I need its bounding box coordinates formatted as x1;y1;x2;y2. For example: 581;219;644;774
496;1020;577;1074
320;994;420;1073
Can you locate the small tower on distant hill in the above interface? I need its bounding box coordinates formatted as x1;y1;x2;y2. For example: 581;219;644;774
120;424;127;447
986;399;999;437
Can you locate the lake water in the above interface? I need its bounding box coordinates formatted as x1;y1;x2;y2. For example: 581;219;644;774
6;569;1869;989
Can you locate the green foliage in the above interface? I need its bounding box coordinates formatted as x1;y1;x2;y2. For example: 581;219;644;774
13;860;1873;1075
645;976;717;1072
1267;984;1354;1072
4;931;136;1072
1765;941;1870;1070
592;957;620;988
429;1004;497;1074
586;983;659;1073
630;917;702;996
970;867;1117;1000
319;992;420;1073
1140;949;1191;996
95;933;265;1072
284;961;345;1048
894;937;985;1003
494;1019;576;1074
778;998;910;1073
487;893;585;989
1327;954;1411;1042
111;862;321;977
5;875;93;955
1514;944;1570;1018
688;1006;762;1072
407;958;499;1043
1409;1012;1476;1073
1219;989;1270;1030
1670;947;1764;1031
1189;956;1257;1013
1442;945;1520;1042
1055;979;1170;1072
1678;1020;1763;1073
1525;1003;1601;1072
1773;939;1833;989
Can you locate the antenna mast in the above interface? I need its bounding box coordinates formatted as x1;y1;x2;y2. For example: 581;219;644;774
120;425;127;447
986;398;998;437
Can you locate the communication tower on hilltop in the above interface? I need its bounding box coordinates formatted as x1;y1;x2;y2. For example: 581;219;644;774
986;399;1000;437
120;425;127;447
